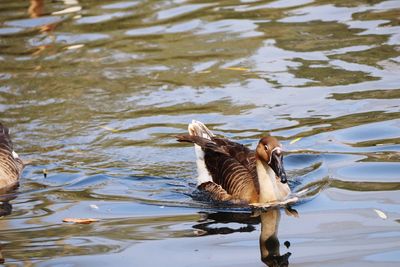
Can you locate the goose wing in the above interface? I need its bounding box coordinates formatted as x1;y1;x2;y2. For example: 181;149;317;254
212;137;257;177
177;135;259;203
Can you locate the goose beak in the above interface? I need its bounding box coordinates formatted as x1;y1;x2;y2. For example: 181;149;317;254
280;172;288;184
270;152;288;184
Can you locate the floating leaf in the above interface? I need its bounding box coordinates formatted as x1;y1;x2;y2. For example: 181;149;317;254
290;137;302;145
72;149;84;154
198;70;211;74
224;67;250;71
63;218;99;224
90;204;99;210
65;44;84;50
52;6;82;15
373;209;387;220
99;125;119;133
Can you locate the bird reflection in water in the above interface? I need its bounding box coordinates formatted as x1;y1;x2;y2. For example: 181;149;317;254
0;193;16;217
193;207;296;267
0;181;19;218
0;192;17;263
259;208;294;267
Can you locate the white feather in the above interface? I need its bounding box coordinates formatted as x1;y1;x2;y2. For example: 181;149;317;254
188;120;214;184
194;144;213;185
12;151;19;159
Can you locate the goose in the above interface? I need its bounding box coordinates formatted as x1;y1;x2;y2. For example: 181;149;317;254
0;123;23;192
176;120;291;205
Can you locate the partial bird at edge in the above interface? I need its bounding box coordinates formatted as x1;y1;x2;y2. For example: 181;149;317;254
0;123;24;193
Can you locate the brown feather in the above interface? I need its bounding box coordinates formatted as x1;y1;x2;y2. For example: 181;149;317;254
198;181;245;204
0;123;23;190
178;121;291;204
176;135;230;156
203;150;259;203
177;132;260;203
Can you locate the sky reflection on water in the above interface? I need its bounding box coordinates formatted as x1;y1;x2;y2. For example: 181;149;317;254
0;0;399;266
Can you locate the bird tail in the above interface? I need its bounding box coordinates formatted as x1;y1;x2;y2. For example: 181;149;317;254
188;120;214;140
177;120;215;185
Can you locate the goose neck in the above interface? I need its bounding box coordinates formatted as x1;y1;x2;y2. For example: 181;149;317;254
256;159;290;203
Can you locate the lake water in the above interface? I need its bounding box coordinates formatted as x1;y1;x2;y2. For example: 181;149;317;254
0;0;399;266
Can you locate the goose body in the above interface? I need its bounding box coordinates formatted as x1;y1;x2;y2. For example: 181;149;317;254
177;120;291;204
0;123;23;191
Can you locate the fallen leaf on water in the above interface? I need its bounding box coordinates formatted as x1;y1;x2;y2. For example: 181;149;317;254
290;137;302;145
65;44;84;50
90;204;99;210
52;6;82;15
373;209;387;220
99;125;119;133
194;229;207;236
72;149;84;154
63;218;99;224
224;67;250;71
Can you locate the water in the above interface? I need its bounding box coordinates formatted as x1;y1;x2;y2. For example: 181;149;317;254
1;0;400;266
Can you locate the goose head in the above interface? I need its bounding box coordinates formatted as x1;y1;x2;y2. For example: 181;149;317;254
256;136;288;184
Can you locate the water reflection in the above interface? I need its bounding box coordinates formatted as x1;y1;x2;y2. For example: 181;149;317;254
0;201;12;217
28;0;54;56
0;0;399;265
260;208;296;267
193;208;295;267
0;189;18;217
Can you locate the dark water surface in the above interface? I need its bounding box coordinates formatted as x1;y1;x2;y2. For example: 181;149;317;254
1;0;400;266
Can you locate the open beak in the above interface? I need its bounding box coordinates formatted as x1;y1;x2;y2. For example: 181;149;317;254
269;152;288;184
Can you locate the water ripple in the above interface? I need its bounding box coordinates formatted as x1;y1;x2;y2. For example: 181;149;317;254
0;0;399;265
